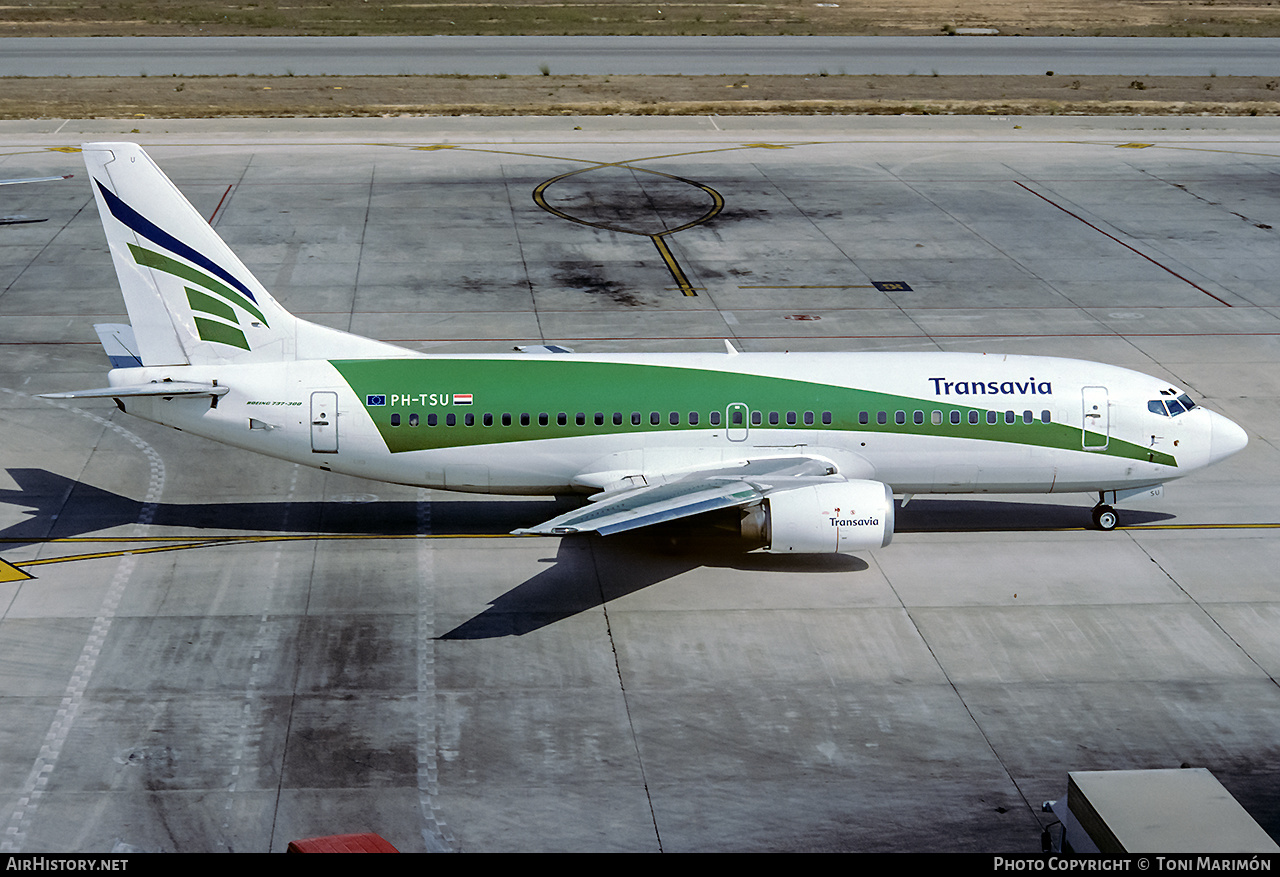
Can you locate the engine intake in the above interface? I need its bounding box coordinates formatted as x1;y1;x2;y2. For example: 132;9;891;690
744;480;895;554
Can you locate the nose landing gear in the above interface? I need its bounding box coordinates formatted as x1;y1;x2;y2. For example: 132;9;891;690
1091;504;1118;531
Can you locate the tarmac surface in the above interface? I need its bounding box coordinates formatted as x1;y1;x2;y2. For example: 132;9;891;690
0;115;1276;852
2;35;1279;77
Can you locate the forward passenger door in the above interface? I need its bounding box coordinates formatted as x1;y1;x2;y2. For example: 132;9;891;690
1082;386;1109;450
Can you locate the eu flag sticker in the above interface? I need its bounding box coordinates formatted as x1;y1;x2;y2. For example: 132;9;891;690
366;394;386;406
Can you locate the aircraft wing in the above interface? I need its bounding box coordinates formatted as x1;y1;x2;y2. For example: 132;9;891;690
512;455;840;537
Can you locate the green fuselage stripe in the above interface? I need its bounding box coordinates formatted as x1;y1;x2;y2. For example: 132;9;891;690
331;358;1177;467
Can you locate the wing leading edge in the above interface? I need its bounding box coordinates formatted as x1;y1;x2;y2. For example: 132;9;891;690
512;455;840;537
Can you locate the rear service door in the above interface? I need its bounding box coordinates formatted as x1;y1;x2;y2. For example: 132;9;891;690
311;391;339;453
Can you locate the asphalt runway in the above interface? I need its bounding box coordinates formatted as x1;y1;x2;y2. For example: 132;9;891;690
2;35;1278;77
0;115;1277;852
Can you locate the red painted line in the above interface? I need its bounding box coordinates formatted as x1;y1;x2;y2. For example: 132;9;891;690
207;184;234;224
1016;181;1233;307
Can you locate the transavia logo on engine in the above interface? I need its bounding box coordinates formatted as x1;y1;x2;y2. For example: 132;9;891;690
829;508;880;527
367;393;474;407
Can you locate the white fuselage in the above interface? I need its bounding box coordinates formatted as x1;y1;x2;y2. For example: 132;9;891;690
105;351;1242;498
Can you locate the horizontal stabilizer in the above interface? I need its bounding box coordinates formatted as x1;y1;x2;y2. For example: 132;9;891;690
0;174;72;187
93;323;144;369
40;381;229;400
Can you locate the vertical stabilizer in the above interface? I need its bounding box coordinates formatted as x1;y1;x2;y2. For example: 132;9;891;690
84;142;411;366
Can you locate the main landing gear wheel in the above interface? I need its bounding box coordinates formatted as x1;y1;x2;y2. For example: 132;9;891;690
1091;505;1118;531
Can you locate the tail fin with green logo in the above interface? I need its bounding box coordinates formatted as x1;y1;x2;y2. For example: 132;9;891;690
83;142;409;367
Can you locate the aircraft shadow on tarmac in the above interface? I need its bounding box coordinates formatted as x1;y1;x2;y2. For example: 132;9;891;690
438;530;869;640
1;468;1176;639
437;499;1178;639
0;467;550;543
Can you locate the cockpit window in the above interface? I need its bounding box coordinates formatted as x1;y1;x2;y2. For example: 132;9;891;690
1150;393;1198;417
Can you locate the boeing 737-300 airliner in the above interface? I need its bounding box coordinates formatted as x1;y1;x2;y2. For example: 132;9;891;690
42;143;1249;553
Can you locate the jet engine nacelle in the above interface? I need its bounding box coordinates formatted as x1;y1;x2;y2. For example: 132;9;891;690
742;480;895;554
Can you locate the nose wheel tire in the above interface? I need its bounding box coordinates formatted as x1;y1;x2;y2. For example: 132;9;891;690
1091;505;1118;531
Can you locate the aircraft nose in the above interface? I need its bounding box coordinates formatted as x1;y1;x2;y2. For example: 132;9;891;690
1208;411;1248;465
